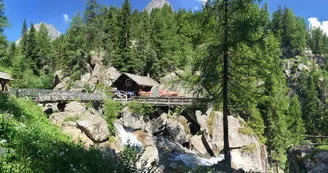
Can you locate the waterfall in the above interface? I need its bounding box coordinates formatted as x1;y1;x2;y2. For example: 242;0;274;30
173;153;225;168
114;121;142;146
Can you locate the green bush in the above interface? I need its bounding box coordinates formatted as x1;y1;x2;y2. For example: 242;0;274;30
127;101;155;116
0;95;156;172
103;99;123;136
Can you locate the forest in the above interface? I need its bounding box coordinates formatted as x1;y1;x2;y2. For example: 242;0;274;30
1;0;328;172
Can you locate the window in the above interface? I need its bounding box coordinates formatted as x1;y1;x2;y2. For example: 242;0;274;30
126;79;132;86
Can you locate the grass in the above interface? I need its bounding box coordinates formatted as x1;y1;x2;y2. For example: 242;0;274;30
238;127;254;136
207;111;215;136
241;144;257;154
64;116;80;122
316;145;328;150
0;95;154;172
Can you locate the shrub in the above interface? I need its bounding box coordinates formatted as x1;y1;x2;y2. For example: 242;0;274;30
127;101;155;116
0;95;157;172
238;127;254;136
103;99;123;136
64;116;80;122
207;111;215;136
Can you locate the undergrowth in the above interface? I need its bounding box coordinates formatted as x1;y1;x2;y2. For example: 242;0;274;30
0;95;156;173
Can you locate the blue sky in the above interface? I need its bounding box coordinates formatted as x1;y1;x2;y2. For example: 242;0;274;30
3;0;328;42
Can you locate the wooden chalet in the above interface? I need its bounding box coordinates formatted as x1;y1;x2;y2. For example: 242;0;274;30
0;72;13;91
112;73;159;94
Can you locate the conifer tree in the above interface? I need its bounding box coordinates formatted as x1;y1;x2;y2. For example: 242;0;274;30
36;23;52;69
26;23;39;75
114;0;133;72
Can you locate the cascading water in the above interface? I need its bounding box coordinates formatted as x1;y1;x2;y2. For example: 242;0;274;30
114;121;224;168
113;121;142;146
173;153;224;168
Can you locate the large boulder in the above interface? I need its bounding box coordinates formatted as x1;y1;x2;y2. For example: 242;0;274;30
151;70;202;97
76;109;109;143
203;111;268;172
54;77;70;91
288;145;328;173
145;113;167;134
65;101;86;115
122;107;146;130
189;135;212;158
62;124;94;148
166;117;191;144
135;131;159;168
49;112;67;125
205;111;259;156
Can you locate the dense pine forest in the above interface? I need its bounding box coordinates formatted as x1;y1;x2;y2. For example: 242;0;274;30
1;0;328;172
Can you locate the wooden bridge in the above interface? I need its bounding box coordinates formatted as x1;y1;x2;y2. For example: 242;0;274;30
3;89;202;106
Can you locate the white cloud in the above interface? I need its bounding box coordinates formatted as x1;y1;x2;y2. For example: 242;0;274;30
308;17;328;35
194;6;199;11
63;14;71;23
194;0;207;5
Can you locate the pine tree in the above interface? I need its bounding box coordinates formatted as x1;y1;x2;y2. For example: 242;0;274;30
114;0;133;73
26;23;39;75
288;93;306;144
20;19;28;55
36;23;52;70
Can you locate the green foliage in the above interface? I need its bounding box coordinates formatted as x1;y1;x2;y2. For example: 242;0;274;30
64;116;80;122
0;95;159;172
103;99;123;136
127;101;155;116
238;127;254;136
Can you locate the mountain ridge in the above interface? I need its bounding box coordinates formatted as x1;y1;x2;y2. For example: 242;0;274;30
144;0;172;13
16;22;61;44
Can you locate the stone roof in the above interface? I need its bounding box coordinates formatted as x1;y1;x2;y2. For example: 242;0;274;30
124;73;159;87
0;72;13;81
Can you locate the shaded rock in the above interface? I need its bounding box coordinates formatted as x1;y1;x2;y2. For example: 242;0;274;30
122;107;146;130
190;135;211;158
137;146;159;168
54;77;70;91
169;162;179;170
76;110;109;143
288;145;328;173
166;118;190;144
156;136;189;154
145;113;167;134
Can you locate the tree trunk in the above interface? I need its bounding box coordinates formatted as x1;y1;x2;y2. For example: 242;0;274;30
223;0;231;168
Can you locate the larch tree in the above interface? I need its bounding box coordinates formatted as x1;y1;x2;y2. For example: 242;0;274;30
189;0;269;168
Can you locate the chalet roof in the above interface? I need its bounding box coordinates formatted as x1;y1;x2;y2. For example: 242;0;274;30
123;73;159;87
0;72;13;81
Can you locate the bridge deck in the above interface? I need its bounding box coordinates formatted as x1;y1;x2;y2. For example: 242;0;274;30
4;89;202;106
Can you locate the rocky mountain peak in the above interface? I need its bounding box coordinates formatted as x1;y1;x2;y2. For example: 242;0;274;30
16;22;61;44
145;0;172;13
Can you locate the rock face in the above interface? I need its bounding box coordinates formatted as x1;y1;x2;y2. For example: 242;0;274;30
76;109;109;143
145;0;172;13
145;113;167;134
16;23;61;44
288;145;328;173
151;70;204;97
166;118;190;144
122;107;147;130
49;102;109;146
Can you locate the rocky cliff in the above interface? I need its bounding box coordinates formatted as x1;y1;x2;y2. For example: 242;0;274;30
16;22;61;44
145;0;172;13
288;145;328;173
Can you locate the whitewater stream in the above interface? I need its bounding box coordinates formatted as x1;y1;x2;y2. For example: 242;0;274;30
114;121;224;168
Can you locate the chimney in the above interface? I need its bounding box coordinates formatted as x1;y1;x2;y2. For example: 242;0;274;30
147;73;150;78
